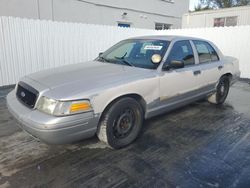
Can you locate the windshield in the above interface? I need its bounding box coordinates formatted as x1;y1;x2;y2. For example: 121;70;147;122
97;39;170;69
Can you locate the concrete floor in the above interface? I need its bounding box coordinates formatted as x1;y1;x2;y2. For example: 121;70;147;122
0;81;250;188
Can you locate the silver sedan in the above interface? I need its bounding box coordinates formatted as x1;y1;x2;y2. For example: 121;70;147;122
7;35;240;149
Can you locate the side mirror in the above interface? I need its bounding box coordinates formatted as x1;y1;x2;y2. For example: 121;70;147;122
99;52;103;57
163;60;184;71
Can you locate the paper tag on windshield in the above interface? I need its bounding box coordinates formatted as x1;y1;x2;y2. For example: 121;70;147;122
144;45;163;50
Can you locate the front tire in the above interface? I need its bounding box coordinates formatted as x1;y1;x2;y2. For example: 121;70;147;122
207;76;230;105
97;97;144;149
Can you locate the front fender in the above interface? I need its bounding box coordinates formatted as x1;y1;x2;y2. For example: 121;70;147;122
90;77;159;116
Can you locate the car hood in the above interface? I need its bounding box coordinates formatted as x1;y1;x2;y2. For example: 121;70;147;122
26;61;154;98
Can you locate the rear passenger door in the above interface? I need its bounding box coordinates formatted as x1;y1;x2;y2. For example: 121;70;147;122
192;40;222;90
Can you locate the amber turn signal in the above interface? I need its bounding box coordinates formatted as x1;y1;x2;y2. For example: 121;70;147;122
70;102;91;113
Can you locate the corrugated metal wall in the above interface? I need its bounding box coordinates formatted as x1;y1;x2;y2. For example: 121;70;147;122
0;17;160;86
0;17;249;86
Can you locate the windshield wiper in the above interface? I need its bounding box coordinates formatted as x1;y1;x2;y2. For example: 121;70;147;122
117;59;134;67
98;56;110;63
114;52;134;67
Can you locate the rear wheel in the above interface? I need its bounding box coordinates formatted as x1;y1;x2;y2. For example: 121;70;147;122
97;97;143;149
207;76;230;105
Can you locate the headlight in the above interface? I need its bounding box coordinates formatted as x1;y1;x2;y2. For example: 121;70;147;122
36;97;57;115
36;96;92;116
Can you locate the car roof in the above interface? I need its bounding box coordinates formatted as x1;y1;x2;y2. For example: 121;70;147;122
128;35;206;42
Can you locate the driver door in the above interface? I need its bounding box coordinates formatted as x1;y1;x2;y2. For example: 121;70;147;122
159;40;201;111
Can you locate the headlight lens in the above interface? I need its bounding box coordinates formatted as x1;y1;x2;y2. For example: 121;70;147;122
36;96;92;116
36;97;57;115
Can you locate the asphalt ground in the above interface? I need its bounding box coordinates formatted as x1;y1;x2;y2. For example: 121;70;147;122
0;81;250;188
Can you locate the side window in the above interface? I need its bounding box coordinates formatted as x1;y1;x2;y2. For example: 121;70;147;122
166;40;195;66
193;40;219;64
206;43;219;62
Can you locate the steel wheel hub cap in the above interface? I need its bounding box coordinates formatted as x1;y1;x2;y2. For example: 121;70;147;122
117;113;132;133
221;85;225;93
114;109;134;139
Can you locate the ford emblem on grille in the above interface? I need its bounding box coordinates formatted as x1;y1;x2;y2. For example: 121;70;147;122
20;91;26;98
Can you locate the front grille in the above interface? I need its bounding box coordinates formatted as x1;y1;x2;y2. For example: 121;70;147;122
16;82;39;108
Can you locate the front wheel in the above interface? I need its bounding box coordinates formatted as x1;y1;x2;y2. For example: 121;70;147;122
97;97;144;149
207;76;230;105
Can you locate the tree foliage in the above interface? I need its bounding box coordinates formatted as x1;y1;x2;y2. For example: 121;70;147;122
194;0;250;11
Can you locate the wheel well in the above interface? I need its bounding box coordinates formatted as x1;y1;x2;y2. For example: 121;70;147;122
99;94;146;122
222;73;233;82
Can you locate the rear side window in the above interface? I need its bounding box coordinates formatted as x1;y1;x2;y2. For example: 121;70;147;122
166;40;195;66
193;40;219;64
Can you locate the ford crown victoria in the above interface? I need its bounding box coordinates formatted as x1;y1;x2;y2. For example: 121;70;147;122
7;36;240;149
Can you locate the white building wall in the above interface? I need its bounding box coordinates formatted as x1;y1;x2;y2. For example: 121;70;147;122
0;0;189;29
183;6;250;28
52;0;181;29
38;0;53;20
0;0;39;19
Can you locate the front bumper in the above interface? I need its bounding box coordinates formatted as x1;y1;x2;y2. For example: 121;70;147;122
7;91;99;144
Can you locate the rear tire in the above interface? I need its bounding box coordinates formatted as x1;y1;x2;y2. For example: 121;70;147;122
207;76;230;105
97;97;143;149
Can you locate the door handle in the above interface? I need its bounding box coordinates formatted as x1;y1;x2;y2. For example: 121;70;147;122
193;70;201;76
218;65;223;70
